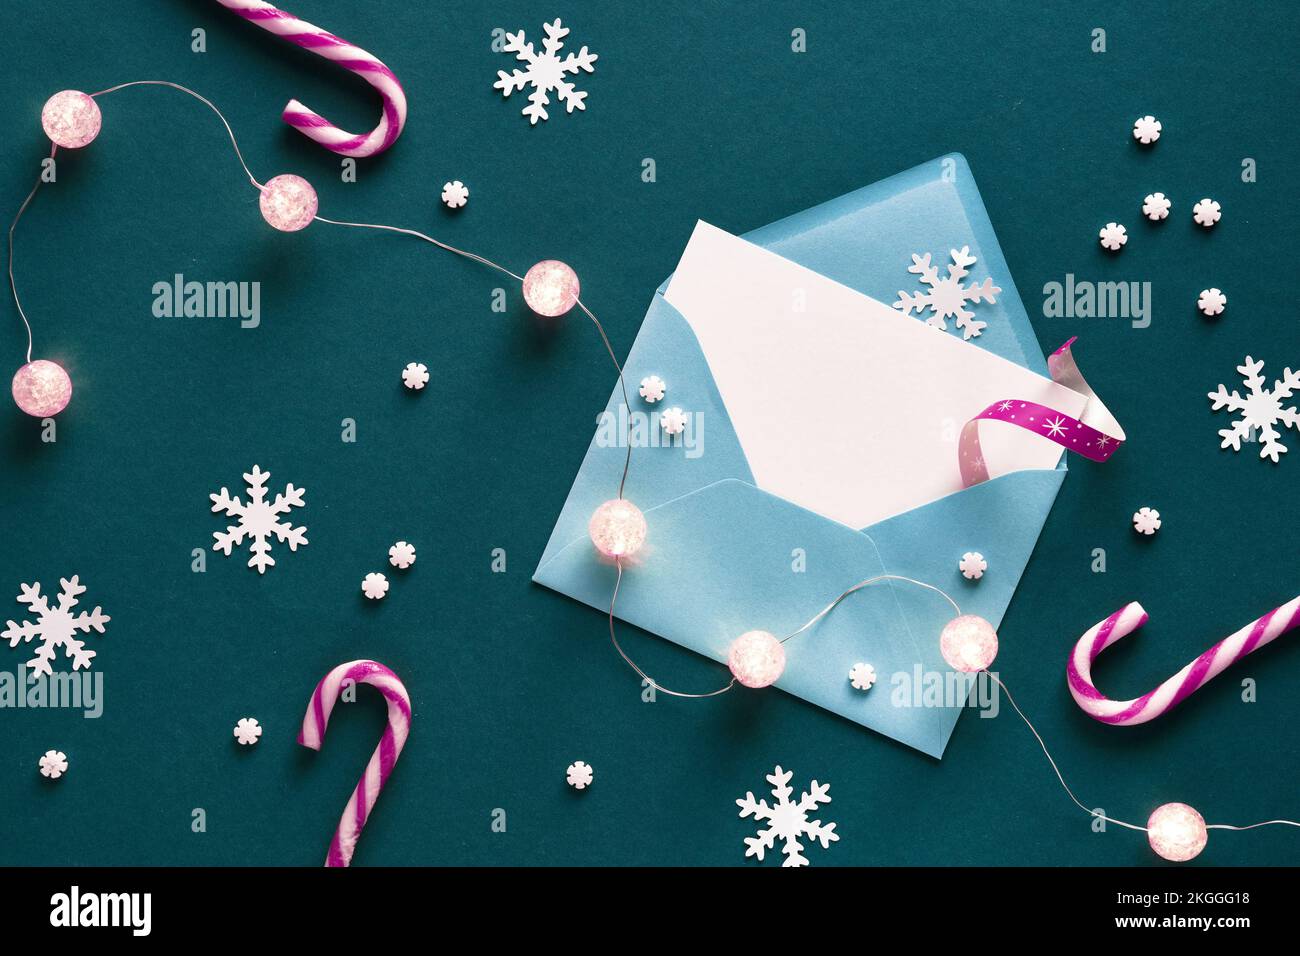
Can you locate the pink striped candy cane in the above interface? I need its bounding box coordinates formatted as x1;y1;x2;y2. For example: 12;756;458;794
215;0;407;157
299;659;411;866
1068;597;1300;725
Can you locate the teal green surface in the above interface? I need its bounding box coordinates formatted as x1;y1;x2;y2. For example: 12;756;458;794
1;0;1297;866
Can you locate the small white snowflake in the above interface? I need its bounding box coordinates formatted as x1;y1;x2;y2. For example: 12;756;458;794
1099;222;1128;251
3;576;109;677
362;572;389;600
388;541;416;569
1208;356;1300;463
893;246;1001;340
1133;507;1162;535
233;717;263;746
39;750;68;779
494;19;598;125
660;406;688;435
1198;288;1227;317
848;662;876;691
1193;198;1222;228
1142;192;1171;221
638;374;666;404
1132;115;1162;145
566;760;594;790
959;551;987;580
736;765;839;867
440;180;469;209
402;362;430;390
210;466;308;574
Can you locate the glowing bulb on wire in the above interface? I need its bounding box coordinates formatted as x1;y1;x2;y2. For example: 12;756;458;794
522;260;580;317
727;630;786;688
12;360;72;417
259;174;318;232
41;90;101;148
588;499;646;558
1147;802;1208;862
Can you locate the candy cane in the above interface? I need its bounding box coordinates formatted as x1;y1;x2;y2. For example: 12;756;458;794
299;659;411;866
1067;597;1300;725
214;0;407;157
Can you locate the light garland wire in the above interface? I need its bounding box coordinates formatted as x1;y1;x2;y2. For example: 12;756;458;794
7;78;1298;848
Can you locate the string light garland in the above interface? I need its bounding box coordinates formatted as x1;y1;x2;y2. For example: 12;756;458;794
7;78;1296;864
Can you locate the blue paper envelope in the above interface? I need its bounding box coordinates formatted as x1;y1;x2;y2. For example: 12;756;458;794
534;155;1066;758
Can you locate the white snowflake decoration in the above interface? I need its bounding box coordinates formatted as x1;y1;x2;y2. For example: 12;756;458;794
1132;115;1162;144
848;662;876;691
210;466;308;574
1198;288;1227;317
566;760;594;790
660;406;688;435
3;576;109;677
737;766;838;867
1142;192;1171;221
39;750;68;779
389;541;417;569
1133;507;1162;535
233;717;263;746
1208;356;1300;463
440;180;469;209
893;246;1000;340
493;19;598;125
1193;198;1222;228
362;572;390;600
959;551;987;580
402;362;430;390
638;374;666;404
1099;222;1128;251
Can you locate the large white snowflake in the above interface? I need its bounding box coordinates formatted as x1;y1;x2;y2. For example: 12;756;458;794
893;246;1001;340
736;765;839;867
1208;356;1300;463
493;19;598;125
3;576;110;677
210;465;308;573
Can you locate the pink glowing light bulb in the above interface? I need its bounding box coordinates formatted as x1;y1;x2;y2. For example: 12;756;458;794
259;174;319;232
588;499;647;558
12;360;72;417
41;90;102;148
1147;803;1208;862
939;614;999;672
522;260;580;317
727;630;786;688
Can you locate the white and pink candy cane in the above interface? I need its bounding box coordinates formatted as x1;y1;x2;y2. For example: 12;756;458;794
215;0;406;157
299;659;411;866
1068;596;1300;725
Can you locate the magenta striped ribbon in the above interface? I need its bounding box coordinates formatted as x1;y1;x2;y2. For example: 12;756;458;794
299;659;411;866
1067;597;1300;725
215;0;407;157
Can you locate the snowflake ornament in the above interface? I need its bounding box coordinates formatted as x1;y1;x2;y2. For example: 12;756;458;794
233;717;263;746
848;662;876;691
39;750;68;780
210;466;308;574
1133;507;1161;535
638;375;666;404
493;19;598;125
736;765;839;867
1198;288;1227;317
440;180;468;209
402;362;430;390
959;551;987;580
3;576;110;677
1142;192;1172;221
388;541;416;569
660;406;688;436
1193;198;1222;228
893;246;1001;340
1132;115;1162;145
566;760;594;790
362;572;389;600
1099;223;1128;251
1208;356;1300;463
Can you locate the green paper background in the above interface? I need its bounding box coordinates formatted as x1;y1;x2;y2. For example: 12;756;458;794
1;0;1297;866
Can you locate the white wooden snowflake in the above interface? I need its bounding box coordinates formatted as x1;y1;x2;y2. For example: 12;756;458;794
893;246;1000;340
388;541;417;569
848;662;876;691
39;750;68;779
1198;288;1226;317
1099;222;1128;251
660;406;688;435
1142;192;1171;221
1208;356;1300;463
959;551;987;580
638;375;666;403
566;760;594;790
362;572;389;600
233;717;263;746
736;765;839;867
1132;115;1162;144
3;576;109;677
493;19;598;125
402;362;429;390
1133;507;1162;535
1193;198;1222;228
210;465;308;574
440;181;469;209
